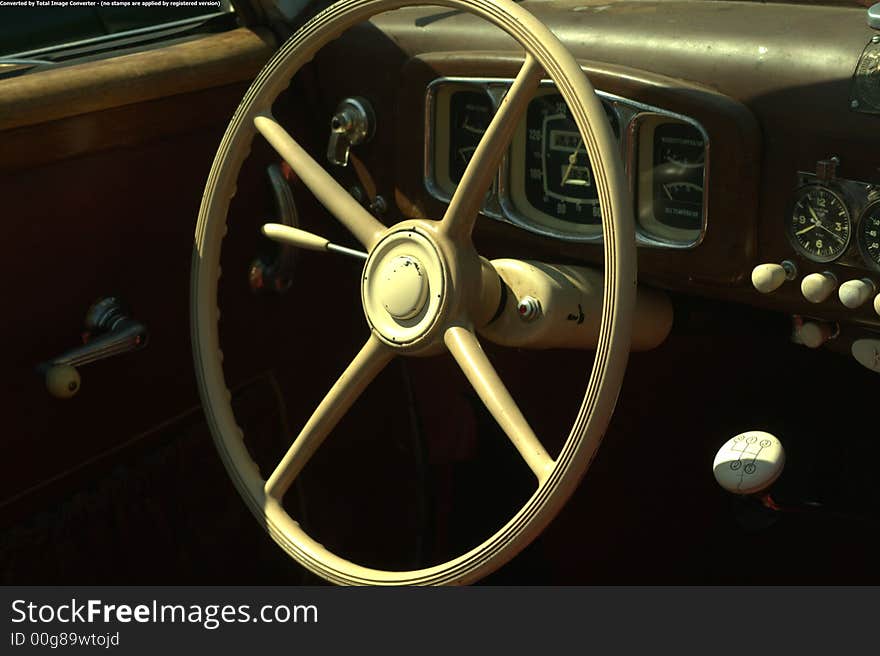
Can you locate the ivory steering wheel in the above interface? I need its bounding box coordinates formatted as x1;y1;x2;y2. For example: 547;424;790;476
191;0;636;585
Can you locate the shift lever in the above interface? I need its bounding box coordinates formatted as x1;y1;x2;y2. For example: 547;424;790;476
714;432;876;528
713;431;785;495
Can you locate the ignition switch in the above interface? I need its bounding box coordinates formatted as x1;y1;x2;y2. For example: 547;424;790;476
327;97;375;167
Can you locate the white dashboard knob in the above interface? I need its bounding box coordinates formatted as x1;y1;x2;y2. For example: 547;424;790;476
875;292;880;318
838;278;876;309
751;263;788;294
793;320;834;348
713;431;785;495
801;272;838;304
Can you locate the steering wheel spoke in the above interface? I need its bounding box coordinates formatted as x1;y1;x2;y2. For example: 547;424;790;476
441;54;543;240
254;114;385;250
264;333;394;499
444;325;554;483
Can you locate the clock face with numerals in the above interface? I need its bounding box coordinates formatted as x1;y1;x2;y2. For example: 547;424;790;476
787;185;852;262
858;200;880;271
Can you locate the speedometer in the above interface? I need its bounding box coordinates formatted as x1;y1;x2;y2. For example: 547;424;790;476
520;93;619;225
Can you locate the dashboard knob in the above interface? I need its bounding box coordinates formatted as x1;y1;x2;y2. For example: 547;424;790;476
875;292;880;318
801;271;838;303
713;431;785;495
838;278;876;309
751;261;795;294
793;320;835;348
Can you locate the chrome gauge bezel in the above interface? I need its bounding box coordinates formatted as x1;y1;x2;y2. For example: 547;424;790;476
629;110;709;248
424;78;504;220
423;76;710;248
787;171;880;273
785;184;853;264
498;83;627;243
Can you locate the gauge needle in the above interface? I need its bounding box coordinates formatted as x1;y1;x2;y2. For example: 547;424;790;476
462;117;485;135
561;140;583;186
819;224;846;244
806;204;846;244
796;224;817;235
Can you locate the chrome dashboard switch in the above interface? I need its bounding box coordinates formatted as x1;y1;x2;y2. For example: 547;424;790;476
326;97;375;167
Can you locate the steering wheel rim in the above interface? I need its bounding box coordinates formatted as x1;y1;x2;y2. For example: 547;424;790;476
191;0;636;585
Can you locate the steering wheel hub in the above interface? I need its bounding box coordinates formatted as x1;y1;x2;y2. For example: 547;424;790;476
361;228;446;346
378;255;428;320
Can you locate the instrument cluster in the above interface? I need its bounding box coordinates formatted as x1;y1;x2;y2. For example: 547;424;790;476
752;160;880;325
785;165;880;273
425;77;709;248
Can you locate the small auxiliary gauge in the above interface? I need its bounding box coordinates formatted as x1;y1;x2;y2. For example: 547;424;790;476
858;199;880;270
448;89;494;185
786;185;852;262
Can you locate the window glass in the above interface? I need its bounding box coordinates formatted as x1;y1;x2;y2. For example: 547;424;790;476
0;3;234;58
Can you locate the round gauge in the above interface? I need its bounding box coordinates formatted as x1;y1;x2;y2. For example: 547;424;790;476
786;185;852;262
857;200;880;271
522;94;618;225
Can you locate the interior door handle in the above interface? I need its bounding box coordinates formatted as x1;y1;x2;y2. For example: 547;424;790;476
249;163;298;293
38;297;149;399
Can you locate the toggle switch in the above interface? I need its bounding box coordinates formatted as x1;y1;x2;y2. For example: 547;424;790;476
326;97;375;167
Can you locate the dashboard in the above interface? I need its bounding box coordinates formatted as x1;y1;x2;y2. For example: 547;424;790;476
425;78;708;247
310;0;880;362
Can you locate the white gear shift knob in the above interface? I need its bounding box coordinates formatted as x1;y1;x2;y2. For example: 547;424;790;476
713;431;785;495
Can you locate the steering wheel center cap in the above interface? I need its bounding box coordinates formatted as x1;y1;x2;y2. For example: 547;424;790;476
362;228;446;346
378;255;428;320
